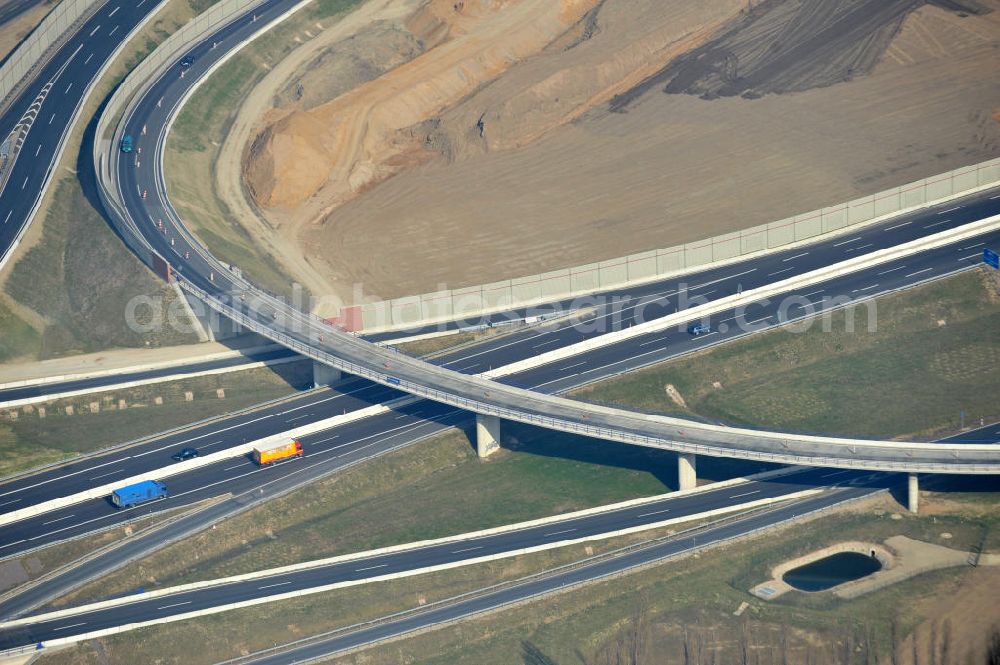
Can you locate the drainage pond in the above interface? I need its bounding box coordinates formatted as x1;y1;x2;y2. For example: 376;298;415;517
782;552;882;592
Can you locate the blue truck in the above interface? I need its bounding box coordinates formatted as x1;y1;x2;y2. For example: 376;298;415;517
111;480;168;509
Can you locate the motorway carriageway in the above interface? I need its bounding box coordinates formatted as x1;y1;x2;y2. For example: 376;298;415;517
2;424;995;650
0;0;162;269
0;0;996;570
0;466;890;648
2;222;1000;560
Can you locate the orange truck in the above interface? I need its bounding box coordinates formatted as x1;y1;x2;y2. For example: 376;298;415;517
252;440;303;466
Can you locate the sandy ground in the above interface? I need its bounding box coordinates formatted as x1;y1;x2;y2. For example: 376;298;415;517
0;335;270;384
217;0;1000;305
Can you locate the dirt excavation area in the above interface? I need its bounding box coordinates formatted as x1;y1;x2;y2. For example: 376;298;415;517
218;0;1000;306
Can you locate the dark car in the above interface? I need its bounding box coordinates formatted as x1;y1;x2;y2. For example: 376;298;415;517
180;55;195;68
687;322;711;336
171;447;199;461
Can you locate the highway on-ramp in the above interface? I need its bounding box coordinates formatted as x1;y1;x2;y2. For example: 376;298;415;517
0;465;889;649
97;0;1000;473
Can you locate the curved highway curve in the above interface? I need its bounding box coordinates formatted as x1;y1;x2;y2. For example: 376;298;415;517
0;0;168;272
94;0;1000;473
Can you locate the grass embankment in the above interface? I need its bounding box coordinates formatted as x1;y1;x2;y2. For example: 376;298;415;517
32;272;1000;664
0;0;219;363
165;0;364;298
0;362;311;478
41;421;771;665
318;493;1000;665
575;270;1000;439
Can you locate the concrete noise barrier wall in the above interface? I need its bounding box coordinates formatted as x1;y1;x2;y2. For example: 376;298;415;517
354;158;1000;332
0;0;100;113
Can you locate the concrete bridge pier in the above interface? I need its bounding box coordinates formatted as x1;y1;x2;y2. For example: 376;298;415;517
476;414;501;458
907;473;919;514
313;362;342;388
677;453;697;491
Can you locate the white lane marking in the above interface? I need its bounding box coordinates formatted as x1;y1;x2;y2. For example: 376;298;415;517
42;514;75;525
544;528;576;537
960;242;985;250
53;622;87;631
729;490;760;499
560;361;587;371
48;112;55;124
0;540;26;550
924;219;951;229
883;220;911;231
89;468;124;481
89;24;100;36
768;267;794;277
637;507;670;518
822;469;850;478
799;288;824;298
958;253;983;261
34;144;41;156
21;176;28;189
782;252;809;262
0;498;21;508
905;268;934;278
937;206;960;214
285;414;312;422
108;25;119;37
639;338;661;346
84;52;94;65
109;5;120;16
223;463;248;471
832;236;862;247
852;284;879;292
746;316;770;325
156;601;191;610
844;243;874;253
2;211;10;224
355;564;388;572
991;194;1000;200
451;546;483;554
877;265;905;276
258;581;292;590
65;82;73;94
311;434;340;444
532;339;561;349
686;267;757;293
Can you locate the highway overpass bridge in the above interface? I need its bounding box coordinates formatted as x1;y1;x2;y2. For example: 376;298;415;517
87;0;1000;498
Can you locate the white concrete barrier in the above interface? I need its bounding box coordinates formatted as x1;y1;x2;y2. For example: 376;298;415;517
1;482;820;635
485;215;1000;379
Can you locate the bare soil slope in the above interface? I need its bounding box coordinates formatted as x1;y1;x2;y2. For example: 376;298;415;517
235;0;1000;304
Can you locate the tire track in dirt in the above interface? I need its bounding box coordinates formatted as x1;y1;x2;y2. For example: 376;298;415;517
610;0;988;109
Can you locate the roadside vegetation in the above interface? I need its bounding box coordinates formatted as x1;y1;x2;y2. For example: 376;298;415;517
59;422;772;602
0;0;219;364
36;490;1000;665
0;362;311;478
575;270;1000;440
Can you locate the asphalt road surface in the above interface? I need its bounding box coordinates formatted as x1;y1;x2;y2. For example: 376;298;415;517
0;0;161;270
0;466;892;648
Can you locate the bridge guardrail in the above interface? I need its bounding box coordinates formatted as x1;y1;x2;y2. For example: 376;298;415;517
92;0;1000;475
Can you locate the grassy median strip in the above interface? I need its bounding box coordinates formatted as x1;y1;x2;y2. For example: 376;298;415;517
57;423;767;603
0;0;218;363
574;269;1000;440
